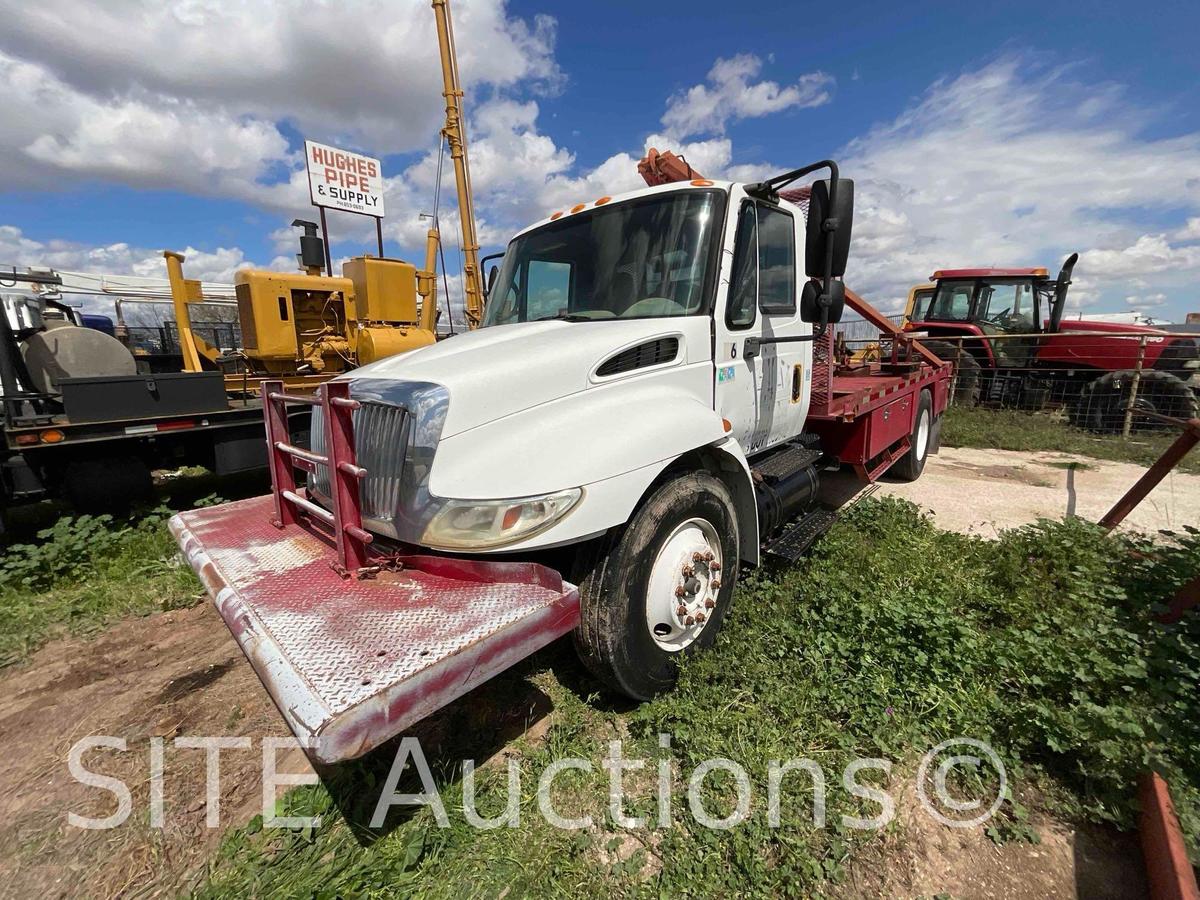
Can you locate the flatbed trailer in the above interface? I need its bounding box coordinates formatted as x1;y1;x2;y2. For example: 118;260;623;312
2;394;310;511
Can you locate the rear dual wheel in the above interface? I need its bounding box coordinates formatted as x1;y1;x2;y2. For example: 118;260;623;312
572;470;739;700
891;388;934;482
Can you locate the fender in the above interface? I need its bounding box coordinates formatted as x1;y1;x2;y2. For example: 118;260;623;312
708;437;759;566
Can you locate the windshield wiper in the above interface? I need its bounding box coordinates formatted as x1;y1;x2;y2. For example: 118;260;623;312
532;313;593;322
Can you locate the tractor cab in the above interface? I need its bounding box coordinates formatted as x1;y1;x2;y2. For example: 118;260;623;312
905;254;1077;369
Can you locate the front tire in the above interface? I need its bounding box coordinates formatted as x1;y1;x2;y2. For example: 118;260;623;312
572;470;739;700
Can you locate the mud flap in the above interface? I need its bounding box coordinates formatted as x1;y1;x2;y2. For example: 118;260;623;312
169;495;579;764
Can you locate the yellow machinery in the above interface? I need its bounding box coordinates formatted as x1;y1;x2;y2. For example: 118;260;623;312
165;0;484;385
903;282;936;325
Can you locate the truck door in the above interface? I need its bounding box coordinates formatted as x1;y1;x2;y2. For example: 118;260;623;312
713;197;808;454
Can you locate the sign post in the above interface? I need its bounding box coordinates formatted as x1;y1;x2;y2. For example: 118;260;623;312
304;140;387;273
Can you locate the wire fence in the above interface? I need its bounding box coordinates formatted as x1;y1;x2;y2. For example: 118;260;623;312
124;322;242;356
837;326;1200;436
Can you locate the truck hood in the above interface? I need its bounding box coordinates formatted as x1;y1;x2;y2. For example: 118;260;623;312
348;317;711;438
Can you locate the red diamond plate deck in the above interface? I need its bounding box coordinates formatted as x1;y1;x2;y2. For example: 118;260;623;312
169;495;580;763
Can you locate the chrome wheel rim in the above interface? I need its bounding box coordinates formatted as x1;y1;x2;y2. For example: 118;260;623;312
915;407;930;460
644;517;722;651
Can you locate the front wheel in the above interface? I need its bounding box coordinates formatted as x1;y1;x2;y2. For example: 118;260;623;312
572;470;739;700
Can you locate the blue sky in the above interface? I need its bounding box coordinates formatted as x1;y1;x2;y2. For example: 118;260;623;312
1;0;1198;320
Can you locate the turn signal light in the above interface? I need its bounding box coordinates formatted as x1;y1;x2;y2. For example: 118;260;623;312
722;418;732;433
39;429;66;444
691;179;714;187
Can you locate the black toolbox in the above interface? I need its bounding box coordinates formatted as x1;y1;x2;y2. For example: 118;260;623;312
59;372;230;423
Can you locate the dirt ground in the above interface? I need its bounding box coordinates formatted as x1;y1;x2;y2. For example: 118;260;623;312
825;445;1200;537
839;781;1148;900
0;602;298;898
0;446;1181;897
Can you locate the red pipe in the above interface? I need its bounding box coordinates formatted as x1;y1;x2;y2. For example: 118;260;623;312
1140;773;1200;900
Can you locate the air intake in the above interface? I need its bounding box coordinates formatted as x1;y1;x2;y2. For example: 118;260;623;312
596;337;679;377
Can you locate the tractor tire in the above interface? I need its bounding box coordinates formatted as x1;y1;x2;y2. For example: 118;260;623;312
62;456;153;514
891;389;934;482
920;340;981;407
1074;369;1197;433
572;470;739;700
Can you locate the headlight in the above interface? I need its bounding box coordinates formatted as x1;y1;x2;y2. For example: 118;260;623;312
420;488;582;550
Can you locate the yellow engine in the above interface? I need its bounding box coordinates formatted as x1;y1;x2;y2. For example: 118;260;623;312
233;255;434;375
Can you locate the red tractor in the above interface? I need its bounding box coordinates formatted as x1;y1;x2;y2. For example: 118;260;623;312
903;254;1199;431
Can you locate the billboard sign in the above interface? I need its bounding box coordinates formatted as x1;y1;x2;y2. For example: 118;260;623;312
304;140;386;217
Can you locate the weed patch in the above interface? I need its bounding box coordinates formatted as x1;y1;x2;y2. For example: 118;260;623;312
193;499;1199;896
0;506;201;668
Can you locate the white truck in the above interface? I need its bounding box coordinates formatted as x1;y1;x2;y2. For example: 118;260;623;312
170;160;950;763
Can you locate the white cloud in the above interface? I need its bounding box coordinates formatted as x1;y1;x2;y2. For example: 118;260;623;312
0;51;293;197
0;1;560;154
1081;233;1200;280
839;57;1200;316
0;225;254;282
661;54;833;138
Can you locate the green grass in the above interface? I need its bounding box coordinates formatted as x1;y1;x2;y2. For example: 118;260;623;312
193;499;1200;898
0;506;202;668
940;405;1200;473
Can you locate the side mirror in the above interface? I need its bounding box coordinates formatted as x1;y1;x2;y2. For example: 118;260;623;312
800;279;845;325
1047;252;1077;334
485;265;499;297
804;178;854;279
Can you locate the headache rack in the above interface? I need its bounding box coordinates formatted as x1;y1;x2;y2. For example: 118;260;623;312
263;379;382;577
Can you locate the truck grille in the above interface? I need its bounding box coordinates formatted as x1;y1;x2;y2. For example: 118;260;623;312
308;399;410;522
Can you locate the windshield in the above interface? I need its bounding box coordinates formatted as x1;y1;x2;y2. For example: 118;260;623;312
483;190;725;326
928;278;1040;332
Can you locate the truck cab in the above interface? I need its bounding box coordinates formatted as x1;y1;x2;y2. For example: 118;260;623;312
321;179;838;562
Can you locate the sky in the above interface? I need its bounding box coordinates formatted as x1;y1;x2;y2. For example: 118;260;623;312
1;0;1198;322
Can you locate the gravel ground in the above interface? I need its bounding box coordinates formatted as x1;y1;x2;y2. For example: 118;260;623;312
823;445;1200;537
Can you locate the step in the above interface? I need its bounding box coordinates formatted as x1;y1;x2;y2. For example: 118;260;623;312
169;495;579;763
763;509;838;562
753;442;823;481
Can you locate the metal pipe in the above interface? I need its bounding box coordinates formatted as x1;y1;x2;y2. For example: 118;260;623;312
282;489;335;525
1099;418;1200;531
267;391;323;406
1121;335;1148;439
275;441;329;466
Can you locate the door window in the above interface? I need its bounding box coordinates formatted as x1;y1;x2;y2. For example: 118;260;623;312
726;204;758;329
756;205;796;315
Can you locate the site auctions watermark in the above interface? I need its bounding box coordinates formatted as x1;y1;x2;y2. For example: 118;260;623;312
66;734;1006;833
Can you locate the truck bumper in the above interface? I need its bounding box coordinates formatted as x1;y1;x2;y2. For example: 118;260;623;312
169;495;580;763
